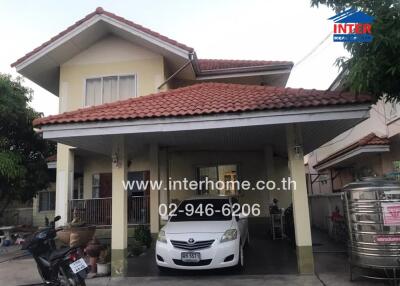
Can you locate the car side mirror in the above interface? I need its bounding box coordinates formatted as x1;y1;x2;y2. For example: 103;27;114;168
238;213;248;220
54;216;61;222
161;215;169;222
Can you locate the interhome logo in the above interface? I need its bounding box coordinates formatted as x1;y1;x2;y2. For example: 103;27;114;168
328;8;374;43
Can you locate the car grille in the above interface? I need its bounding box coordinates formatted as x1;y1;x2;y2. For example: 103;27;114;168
170;239;215;250
173;259;212;266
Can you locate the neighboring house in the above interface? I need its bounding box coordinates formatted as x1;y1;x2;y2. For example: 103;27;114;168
306;74;400;235
1;156;56;227
12;7;372;276
31;156;57;227
1;201;33;226
306;76;400;194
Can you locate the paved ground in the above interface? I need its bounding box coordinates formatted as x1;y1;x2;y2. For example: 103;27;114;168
0;257;386;286
0;225;388;286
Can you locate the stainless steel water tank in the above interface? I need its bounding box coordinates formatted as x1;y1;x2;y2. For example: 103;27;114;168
343;177;400;268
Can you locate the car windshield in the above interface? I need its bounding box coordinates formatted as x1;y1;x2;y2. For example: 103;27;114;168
170;199;231;222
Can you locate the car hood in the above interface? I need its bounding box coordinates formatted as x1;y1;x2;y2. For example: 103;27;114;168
164;220;233;234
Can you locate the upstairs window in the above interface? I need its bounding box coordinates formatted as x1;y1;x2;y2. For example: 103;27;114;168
85;75;136;106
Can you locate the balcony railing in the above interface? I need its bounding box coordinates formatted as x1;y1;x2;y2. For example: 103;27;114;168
68;196;150;226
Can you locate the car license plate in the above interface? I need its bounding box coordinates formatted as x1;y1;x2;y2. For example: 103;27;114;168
181;252;201;262
69;258;87;274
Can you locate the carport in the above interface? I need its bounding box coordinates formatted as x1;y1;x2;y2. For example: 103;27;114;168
126;218;298;276
34;83;371;276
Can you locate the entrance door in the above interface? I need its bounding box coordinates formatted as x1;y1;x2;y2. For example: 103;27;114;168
99;173;112;198
127;171;150;225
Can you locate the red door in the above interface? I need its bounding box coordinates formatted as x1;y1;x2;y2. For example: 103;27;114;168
99;173;112;198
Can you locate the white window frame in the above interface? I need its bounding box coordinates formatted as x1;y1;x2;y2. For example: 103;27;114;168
92;174;100;199
84;74;137;107
73;177;84;200
38;190;56;212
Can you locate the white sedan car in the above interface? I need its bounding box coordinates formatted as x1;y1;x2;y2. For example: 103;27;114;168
155;196;249;270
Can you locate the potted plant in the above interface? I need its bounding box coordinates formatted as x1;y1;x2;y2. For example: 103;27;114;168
57;209;96;247
85;237;103;275
134;225;152;248
96;246;111;276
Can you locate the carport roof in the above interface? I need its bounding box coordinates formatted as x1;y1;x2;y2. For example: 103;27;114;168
33;82;371;127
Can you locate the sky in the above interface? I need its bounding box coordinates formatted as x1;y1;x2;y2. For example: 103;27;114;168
0;0;348;116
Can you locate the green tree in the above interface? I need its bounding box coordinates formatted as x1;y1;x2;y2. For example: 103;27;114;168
311;0;400;102
0;74;54;218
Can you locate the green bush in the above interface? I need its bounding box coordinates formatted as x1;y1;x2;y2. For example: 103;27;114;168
134;225;152;248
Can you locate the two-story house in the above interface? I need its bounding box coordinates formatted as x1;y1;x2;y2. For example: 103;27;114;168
12;7;372;276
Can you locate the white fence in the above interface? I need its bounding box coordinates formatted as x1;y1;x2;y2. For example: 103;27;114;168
308;193;344;236
1;207;33;226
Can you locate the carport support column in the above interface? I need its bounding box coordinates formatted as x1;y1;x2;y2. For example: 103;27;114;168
286;124;314;274
159;148;168;227
149;144;160;234
55;144;74;227
111;136;128;277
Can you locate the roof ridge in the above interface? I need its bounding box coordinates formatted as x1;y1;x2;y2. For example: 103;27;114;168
11;7;194;67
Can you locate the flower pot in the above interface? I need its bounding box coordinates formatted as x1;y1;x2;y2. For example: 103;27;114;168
57;226;96;247
96;262;111;276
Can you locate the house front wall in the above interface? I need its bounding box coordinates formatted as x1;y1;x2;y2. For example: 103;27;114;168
167;150;291;216
54;35;168;225
75;148;292;223
59;35;166;113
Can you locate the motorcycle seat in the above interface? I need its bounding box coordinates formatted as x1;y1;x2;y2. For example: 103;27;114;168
49;247;71;261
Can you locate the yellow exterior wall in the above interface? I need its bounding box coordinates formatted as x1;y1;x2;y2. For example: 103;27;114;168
81;147;151;199
53;35;166;227
82;155;112;199
59;35;166;112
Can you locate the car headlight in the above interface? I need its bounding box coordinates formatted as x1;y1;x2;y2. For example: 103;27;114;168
157;230;167;243
220;229;237;243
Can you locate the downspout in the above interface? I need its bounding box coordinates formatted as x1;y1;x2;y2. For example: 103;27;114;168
157;52;195;90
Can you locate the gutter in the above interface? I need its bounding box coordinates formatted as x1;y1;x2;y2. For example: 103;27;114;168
197;63;294;76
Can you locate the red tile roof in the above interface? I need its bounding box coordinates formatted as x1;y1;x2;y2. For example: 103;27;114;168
314;133;390;169
197;59;293;71
33;82;371;127
11;7;194;67
11;8;292;75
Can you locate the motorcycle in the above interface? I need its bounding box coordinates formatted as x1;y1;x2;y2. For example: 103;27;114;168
22;216;88;285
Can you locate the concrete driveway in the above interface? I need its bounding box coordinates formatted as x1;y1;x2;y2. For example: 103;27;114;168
0;256;385;286
0;227;386;286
